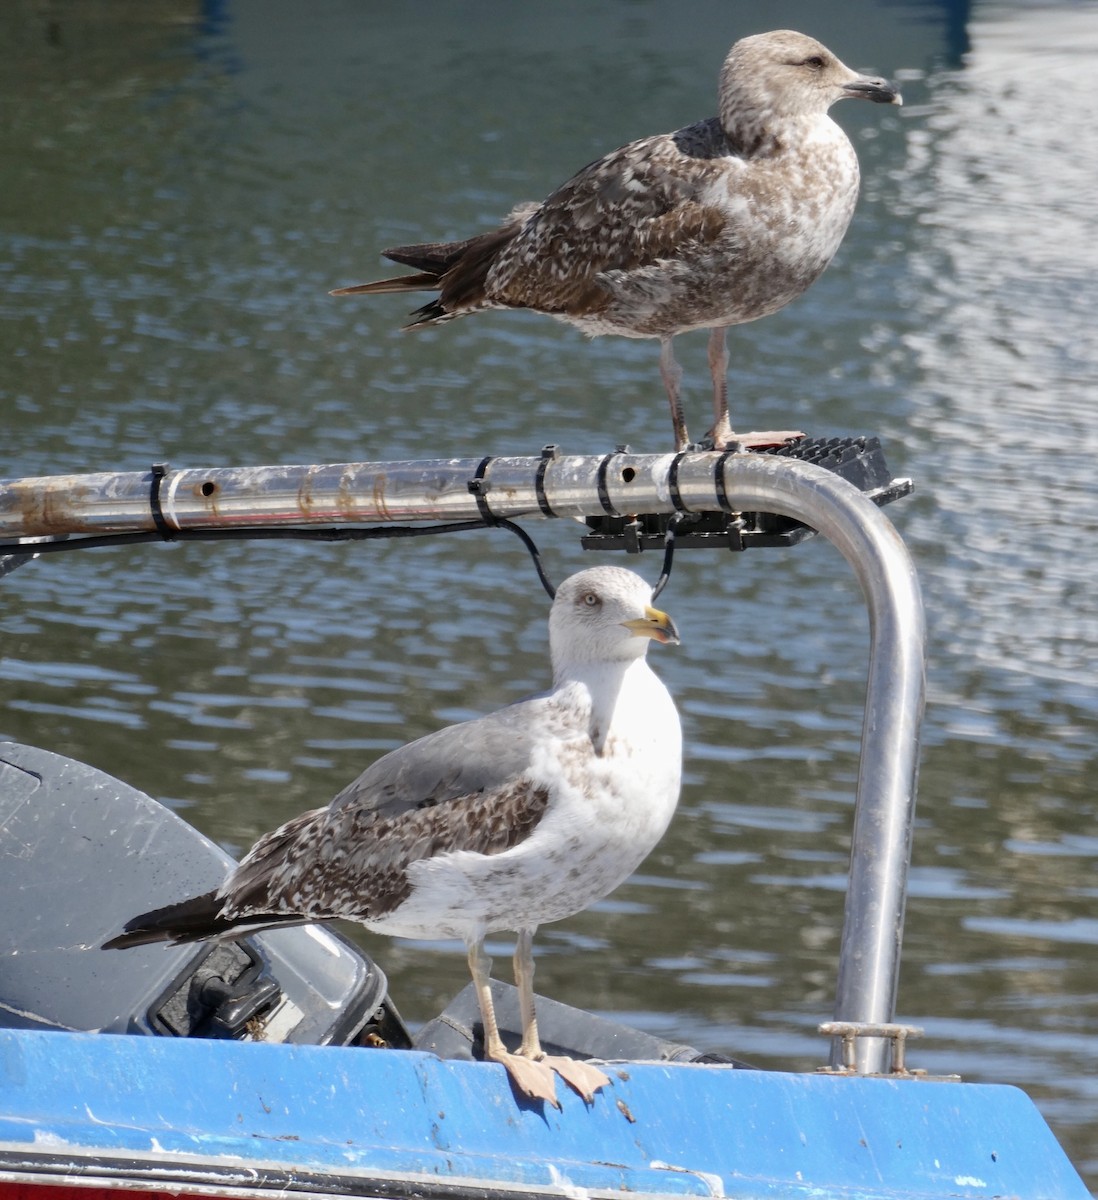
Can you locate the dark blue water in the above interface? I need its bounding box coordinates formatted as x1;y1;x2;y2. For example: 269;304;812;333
2;0;1096;1183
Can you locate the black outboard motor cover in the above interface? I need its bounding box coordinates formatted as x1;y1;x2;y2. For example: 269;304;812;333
0;742;404;1047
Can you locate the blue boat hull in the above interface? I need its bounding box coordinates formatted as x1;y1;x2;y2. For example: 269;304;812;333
0;1028;1088;1199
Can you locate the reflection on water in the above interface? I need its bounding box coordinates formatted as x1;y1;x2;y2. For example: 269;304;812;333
1;0;1096;1184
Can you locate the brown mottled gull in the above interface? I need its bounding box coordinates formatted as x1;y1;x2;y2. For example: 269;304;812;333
332;29;900;450
106;566;682;1109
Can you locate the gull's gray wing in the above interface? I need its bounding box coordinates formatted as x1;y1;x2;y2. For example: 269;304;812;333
218;692;584;923
327;690;572;818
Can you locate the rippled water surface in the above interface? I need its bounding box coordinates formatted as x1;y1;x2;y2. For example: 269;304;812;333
2;0;1097;1184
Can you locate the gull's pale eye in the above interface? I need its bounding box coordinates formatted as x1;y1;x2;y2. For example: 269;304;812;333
582;592;600;608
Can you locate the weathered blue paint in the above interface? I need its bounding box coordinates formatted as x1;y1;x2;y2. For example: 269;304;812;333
0;1029;1087;1198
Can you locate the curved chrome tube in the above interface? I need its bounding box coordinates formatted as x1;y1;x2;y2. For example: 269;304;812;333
711;455;925;1074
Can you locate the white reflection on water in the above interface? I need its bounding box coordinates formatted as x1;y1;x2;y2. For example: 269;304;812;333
890;7;1098;1172
897;3;1098;695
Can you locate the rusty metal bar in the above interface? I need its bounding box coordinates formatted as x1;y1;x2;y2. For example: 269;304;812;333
0;453;689;536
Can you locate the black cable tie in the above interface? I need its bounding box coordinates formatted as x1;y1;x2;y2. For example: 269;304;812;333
596;452;620;517
149;462;176;542
465;456;554;597
713;449;739;514
667;451;690;514
534;444;558;518
467;456;495;523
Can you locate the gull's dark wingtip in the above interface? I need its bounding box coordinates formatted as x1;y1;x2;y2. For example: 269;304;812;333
102;889;226;950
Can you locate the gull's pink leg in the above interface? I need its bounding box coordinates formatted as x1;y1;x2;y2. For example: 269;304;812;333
658;337;690;451
704;326;804;450
513;928;609;1104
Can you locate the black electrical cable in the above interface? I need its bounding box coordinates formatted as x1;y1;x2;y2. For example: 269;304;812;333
0;517;559;598
651;511;690;601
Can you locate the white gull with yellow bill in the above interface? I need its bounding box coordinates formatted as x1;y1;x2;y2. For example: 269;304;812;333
107;566;683;1107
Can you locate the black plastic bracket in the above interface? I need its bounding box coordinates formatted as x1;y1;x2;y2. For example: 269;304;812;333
581;436;912;554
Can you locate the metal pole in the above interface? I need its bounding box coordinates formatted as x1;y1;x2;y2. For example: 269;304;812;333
0;451;924;1068
709;455;926;1075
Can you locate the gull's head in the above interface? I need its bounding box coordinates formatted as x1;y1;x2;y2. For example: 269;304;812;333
719;30;901;137
549;566;679;674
